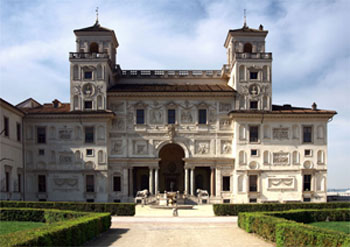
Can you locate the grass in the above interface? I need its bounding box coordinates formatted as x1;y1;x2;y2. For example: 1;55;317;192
309;221;350;234
0;221;46;235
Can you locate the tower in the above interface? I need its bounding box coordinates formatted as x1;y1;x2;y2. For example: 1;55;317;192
69;19;119;111
224;23;272;111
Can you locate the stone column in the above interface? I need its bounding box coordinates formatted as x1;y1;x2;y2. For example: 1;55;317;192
123;168;128;196
190;168;195;196
155;168;159;194
215;168;221;197
184;168;189;195
149;168;153;194
210;167;215;197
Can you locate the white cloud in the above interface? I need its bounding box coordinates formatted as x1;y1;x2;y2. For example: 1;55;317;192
0;0;348;188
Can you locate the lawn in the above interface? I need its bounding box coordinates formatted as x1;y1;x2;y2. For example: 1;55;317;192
0;221;46;235
309;221;350;234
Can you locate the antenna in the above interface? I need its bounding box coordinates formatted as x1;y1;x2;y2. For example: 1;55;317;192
243;9;247;27
95;7;99;23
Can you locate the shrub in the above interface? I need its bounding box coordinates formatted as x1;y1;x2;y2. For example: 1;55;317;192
238;208;350;247
0;208;111;247
0;200;135;216
213;202;350;216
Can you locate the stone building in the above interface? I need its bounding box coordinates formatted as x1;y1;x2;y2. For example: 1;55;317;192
0;20;336;203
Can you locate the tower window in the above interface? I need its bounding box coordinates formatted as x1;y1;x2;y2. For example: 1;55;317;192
250;101;258;109
198;109;207;124
3;117;9;137
89;42;99;53
168;109;176;124
16;123;21;141
249;126;259;142
250;72;258;79
84;127;94;143
243;43;252;53
84;71;92;79
37;127;46;144
303;126;313;143
84;101;92;110
136;109;145;124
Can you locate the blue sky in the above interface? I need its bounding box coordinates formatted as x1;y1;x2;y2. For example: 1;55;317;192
0;0;349;188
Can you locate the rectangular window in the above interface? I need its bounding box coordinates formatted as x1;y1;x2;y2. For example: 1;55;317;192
84;101;92;109
249;198;257;203
223;199;230;203
37;127;46;144
251;149;258;156
136;109;145;124
16;123;21;141
113;176;121;192
85;127;94;143
303;174;311;191
198;109;207;124
303;197;311;202
86;149;93;156
249;175;258;192
86;175;94;192
5;172;9;192
4;117;9;137
223;176;230;191
18;174;21;192
250;101;258;109
250;72;258;79
84;71;92;79
249;126;259;142
303;126;313;143
168;109;176;124
38;149;45;156
304;149;312;156
38;175;46;193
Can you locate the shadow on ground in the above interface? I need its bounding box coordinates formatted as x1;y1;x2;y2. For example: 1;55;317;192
85;228;129;246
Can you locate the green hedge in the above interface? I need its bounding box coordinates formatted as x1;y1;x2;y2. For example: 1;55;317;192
0;208;111;247
0;200;135;216
238;208;350;247
214;202;350;216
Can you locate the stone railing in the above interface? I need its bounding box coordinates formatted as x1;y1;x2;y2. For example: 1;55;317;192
69;52;110;59
120;69;223;78
234;52;272;60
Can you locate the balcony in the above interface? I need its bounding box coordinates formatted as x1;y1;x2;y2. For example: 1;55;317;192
69;52;110;59
120;69;223;78
234;52;272;60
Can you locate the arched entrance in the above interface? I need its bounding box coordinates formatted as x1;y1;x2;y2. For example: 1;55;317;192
159;144;185;192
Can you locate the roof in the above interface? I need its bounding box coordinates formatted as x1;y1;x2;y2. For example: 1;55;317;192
0;98;25;116
229;104;337;116
22;102;114;116
108;84;236;93
74;20;114;33
224;25;268;47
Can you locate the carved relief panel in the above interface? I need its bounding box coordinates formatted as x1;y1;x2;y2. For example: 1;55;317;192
181;110;194;124
111;140;124;155
58;127;73;140
268;177;295;191
221;140;232;155
133;140;148;155
273;128;289;140
195;141;210;155
272;152;290;166
53;176;79;191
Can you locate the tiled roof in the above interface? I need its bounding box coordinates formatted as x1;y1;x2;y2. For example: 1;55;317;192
229;104;337;115
21;103;114;115
108;84;236;93
74;21;114;33
228;26;268;33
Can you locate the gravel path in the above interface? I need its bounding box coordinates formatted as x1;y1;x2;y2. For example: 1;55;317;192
86;216;274;247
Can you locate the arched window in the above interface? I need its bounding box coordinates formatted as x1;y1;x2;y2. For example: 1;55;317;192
238;175;244;192
239;65;245;81
239;125;246;140
89;42;99;53
97;95;103;110
98;125;105;140
292;125;300;139
239;151;246;165
263;151;269;164
263;125;270;139
73;65;79;80
73;95;79;110
316;176;325;191
263;96;268;110
98;150;104;164
263;66;268;81
97;64;102;79
317;150;325;164
243;43;252;53
75;150;81;162
317;125;324;139
292;151;299;164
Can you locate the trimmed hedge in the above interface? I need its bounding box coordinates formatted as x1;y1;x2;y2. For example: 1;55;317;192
214;202;350;216
0;200;135;216
238;208;350;247
0;208;111;247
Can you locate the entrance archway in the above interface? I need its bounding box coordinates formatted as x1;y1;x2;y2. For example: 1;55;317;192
159;144;185;192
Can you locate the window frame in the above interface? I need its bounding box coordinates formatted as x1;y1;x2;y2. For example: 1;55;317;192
302;125;313;143
113;176;121;192
136;109;145;125
198;109;207;125
249;125;260;143
3;116;9;137
222;176;230;191
16;122;21;142
250;101;258;110
249;175;258;192
303;174;312;192
84;101;93;110
84;71;93;80
167;109;176;124
249;71;258;80
36;126;46;144
84;126;94;144
38;175;46;193
86;174;95;193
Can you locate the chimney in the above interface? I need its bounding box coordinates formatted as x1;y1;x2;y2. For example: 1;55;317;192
259;24;264;31
312;102;317;110
52;99;61;108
